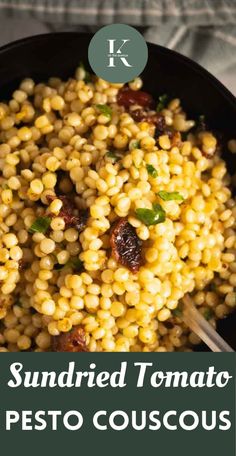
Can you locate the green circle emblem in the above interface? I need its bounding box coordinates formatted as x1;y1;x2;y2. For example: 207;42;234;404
88;24;148;83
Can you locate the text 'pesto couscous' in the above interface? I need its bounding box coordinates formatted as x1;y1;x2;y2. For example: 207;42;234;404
0;66;236;352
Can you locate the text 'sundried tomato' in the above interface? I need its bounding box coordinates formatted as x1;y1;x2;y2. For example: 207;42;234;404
110;218;143;273
117;87;153;109
47;194;89;233
52;326;88;352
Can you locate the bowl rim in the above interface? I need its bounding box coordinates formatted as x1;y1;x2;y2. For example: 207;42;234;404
0;31;235;110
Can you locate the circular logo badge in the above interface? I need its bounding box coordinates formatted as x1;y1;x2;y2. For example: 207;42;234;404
88;24;148;83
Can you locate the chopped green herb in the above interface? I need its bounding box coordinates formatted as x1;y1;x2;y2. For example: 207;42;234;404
172;308;183;318
198;114;205;125
203;308;214;321
181;131;189;141
196;114;206;132
68;258;84;272
106;151;120;162
29;216;51;234
96;104;112;119
158;191;184;202
209;283;217;292
55;258;84;272
130;140;140;150
146;164;158;178
79;61;92;83
135;203;165;226
54;263;64;270
156;94;168;112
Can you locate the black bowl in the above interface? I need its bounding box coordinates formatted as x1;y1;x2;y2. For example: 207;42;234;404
0;32;235;350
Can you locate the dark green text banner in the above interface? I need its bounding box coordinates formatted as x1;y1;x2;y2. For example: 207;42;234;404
0;353;235;456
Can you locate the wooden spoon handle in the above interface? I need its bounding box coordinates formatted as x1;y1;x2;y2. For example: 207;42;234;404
182;295;234;353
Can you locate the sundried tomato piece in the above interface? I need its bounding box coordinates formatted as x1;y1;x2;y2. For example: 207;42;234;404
52;326;88;352
110;218;143;273
74;208;89;232
130;108;147;122
146;114;164;128
169;131;182;148
18;259;28;271
201;150;215;159
131;109;160;123
117;87;154;109
47;194;89;233
154;116;169;138
129;107;167;141
47;194;74;216
171;131;182;147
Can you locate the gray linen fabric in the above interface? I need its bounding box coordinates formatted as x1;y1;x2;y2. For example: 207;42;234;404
0;0;235;93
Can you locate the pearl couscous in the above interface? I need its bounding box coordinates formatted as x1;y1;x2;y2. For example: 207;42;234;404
0;67;236;352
